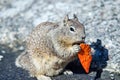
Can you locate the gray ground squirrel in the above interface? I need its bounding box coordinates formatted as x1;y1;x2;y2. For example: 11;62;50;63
15;14;86;80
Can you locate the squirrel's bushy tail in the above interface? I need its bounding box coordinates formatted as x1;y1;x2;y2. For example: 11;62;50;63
15;51;27;68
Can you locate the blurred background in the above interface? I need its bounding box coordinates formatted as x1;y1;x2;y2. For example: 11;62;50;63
0;0;120;80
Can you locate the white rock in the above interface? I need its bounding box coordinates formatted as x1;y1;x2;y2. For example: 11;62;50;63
1;50;6;54
0;55;3;61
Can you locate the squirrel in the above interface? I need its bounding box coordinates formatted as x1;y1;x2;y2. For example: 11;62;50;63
15;14;86;80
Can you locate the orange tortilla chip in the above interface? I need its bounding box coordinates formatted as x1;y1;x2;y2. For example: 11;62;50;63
78;43;92;73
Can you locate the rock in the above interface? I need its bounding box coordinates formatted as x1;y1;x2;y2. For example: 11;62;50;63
0;55;3;61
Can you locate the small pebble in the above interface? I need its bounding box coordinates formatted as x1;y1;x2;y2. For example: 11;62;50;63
0;55;3;61
1;50;6;54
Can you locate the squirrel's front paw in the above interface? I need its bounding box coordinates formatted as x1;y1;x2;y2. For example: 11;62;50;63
72;45;80;53
64;70;73;75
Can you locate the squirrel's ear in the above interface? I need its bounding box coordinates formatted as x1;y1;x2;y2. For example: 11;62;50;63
63;14;69;23
63;15;70;26
73;14;78;21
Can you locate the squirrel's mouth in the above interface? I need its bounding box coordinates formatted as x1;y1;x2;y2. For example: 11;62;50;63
72;41;84;45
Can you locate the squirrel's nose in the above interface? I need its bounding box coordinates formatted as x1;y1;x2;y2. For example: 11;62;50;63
82;36;85;40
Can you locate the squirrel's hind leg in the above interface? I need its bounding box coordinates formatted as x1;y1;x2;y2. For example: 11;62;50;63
36;75;51;80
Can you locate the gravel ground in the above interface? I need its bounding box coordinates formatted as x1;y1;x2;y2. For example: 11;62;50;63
0;0;120;80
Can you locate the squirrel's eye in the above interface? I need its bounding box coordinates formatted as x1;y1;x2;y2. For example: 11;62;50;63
70;27;75;32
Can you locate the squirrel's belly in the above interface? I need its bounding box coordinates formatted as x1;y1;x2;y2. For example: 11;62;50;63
31;54;66;76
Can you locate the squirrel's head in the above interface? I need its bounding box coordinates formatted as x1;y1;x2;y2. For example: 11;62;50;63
58;14;86;46
51;14;85;47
